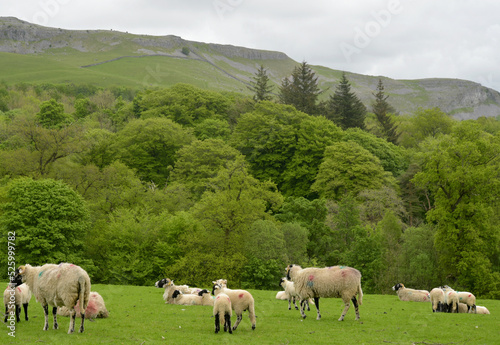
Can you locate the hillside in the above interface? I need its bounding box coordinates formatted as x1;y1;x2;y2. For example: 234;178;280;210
1;16;500;120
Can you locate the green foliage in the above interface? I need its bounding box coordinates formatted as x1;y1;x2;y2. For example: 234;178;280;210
36;98;71;128
193;118;231;140
399;107;456;147
279;61;321;115
248;64;274;102
371;79;399;144
241;257;284;289
0;178;92;276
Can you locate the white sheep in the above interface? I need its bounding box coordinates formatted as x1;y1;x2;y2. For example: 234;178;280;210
16;263;91;334
456;291;476;313
392;283;430;302
441;286;459;313
279;277;313;311
475;306;490;314
171;289;214;306
155;278;200;304
213;292;232;334
275;291;288;300
458;304;490;314
286;264;363;321
58;291;109;320
211;282;256;331
3;281;31;323
429;288;445;312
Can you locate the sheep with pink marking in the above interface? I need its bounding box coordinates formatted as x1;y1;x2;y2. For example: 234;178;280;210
211;281;256;331
430;287;445;312
213;292;232;334
58;291;109;320
286;264;363;321
3;278;31;323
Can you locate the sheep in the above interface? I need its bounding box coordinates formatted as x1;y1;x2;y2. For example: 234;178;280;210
392;283;430;302
213;292;232;334
475;306;490;314
279;277;313;311
155;278;201;304
457;302;469;313
456;291;476;313
211;282;256;331
58;291;109;320
171;289;214;306
15;263;91;334
440;285;459;313
429;288;446;312
286;264;363;321
275;291;288;300
3;272;31;323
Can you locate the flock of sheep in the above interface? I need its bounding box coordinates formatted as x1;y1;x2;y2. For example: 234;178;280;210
3;261;491;336
392;283;490;314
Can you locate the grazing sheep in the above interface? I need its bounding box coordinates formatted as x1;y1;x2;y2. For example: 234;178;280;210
286;264;363;321
171;289;214;306
441;286;459;313
476;306;490;314
456;291;476;313
279;277;313;311
213;292;232;334
15;263;91;334
430;288;446;312
211;282;256;331
155;278;201;304
58;291;109;320
392;283;430;302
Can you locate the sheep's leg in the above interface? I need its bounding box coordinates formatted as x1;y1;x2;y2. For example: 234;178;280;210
299;299;307;319
214;313;220;333
225;312;232;334
339;299;350;321
52;306;58;330
4;305;7;323
292;296;298;310
79;312;86;333
42;305;49;331
23;303;29;321
68;309;76;334
232;314;242;331
288;297;292;310
314;297;321;320
352;296;360;320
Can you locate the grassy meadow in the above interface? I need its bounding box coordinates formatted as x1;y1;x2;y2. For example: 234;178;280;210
1;283;498;345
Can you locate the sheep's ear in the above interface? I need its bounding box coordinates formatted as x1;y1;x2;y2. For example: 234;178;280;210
18;266;26;274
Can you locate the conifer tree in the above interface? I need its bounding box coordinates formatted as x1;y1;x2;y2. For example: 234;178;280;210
279;61;321;115
372;79;399;144
248;64;274;102
327;72;366;130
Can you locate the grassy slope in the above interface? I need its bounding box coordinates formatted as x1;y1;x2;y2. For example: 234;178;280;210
3;283;498;345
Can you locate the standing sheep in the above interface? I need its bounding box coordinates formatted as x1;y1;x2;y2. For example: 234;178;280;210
392;283;430;302
286;264;363;321
3;273;31;323
456;291;476;313
15;263;91;334
441;286;459;313
279;277;312;311
213;292;232;334
211;282;256;331
58;291;109;320
430;288;445;312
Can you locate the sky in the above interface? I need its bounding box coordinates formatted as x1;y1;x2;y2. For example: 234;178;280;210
3;0;500;91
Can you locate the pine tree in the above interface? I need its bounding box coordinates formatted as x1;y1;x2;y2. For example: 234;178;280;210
327;72;366;130
278;61;321;115
372;79;399;144
248;65;274;102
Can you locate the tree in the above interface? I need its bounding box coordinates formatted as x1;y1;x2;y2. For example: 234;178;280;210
248;65;274;102
36;98;70;128
279;61;321;115
371;79;399;144
327;72;367;130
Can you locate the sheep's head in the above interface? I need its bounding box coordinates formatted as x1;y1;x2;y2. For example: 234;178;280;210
212;283;223;296
213;279;227;288
171;290;182;299
198;289;209;296
285;264;295;280
279;277;286;288
392;283;404;291
155;278;172;288
12;265;27;284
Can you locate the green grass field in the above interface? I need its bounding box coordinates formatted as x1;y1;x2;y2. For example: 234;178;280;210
1;283;498;345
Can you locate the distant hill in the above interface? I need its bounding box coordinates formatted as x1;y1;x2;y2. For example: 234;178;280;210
1;16;499;120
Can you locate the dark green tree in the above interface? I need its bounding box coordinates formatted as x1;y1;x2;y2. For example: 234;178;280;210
327;72;367;130
372;79;399;144
36;98;70;128
248;65;274;102
279;61;321;115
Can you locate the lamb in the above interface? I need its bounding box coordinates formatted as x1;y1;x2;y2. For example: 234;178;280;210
15;263;91;334
392;283;430;302
279;277;313;311
429;288;446;312
440;285;459;313
211;282;256;331
456;290;476;313
286;264;363;321
475;306;490;314
58;291;109;320
275;291;288;300
213;292;232;334
155;278;201;304
3;281;31;323
171;289;214;306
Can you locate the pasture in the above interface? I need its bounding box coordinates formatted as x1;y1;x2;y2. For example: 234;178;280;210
2;283;498;344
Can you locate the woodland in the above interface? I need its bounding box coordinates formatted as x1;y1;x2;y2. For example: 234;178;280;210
0;63;499;297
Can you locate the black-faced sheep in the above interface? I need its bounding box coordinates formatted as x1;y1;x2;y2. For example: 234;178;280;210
211;282;256;331
392;283;430;302
15;263;91;334
213;292;232;334
456;291;476;313
279;277;312;311
171;289;214;306
155;278;201;304
3;281;31;323
286;264;363;321
429;288;445;312
441;285;459;313
58;291;109;320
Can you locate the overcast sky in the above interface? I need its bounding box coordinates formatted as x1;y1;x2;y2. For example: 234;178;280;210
3;0;500;91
